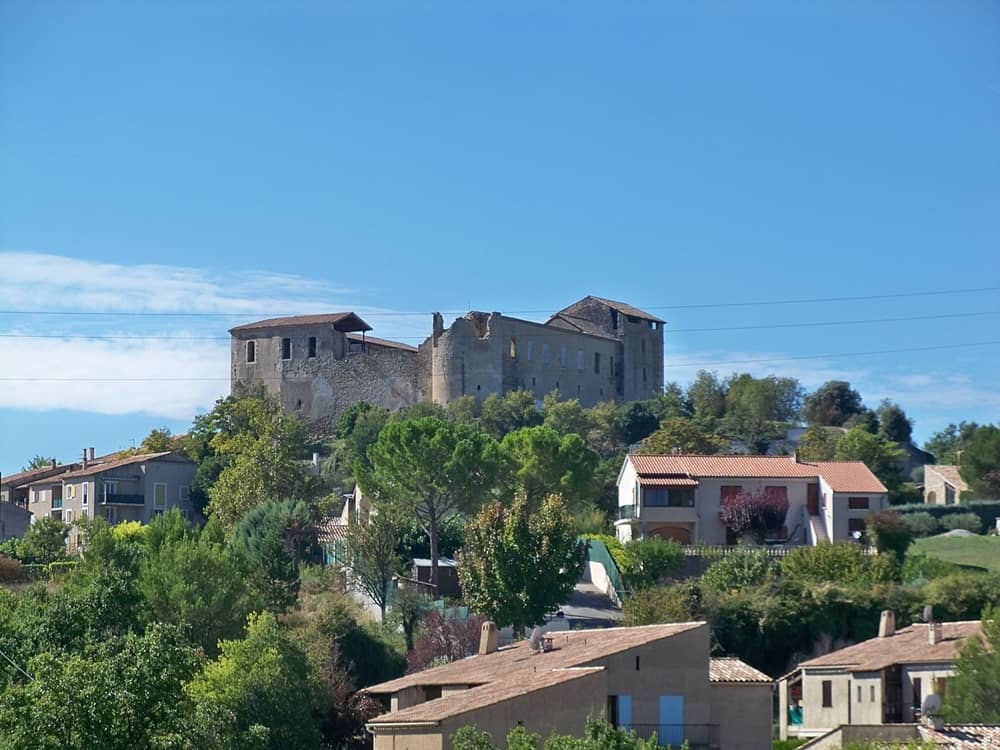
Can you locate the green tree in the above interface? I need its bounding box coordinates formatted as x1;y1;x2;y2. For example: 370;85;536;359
344;511;405;620
959;425;1000;498
479;390;542;439
723;374;803;453
338;402;390;478
876;400;913;445
230;499;318;612
803;380;865;426
796;426;842;461
499;426;598;510
687;370;727;426
943;605;1000;722
541;392;590;438
621;581;705;627
457;494;585;634
584;401;625;456
780;542;894;586
446;395;480;425
186;612;322;750
647;383;692;421
21;455;57;471
834;426;906;490
924;421;980;464
17;518;68;564
206;392;314;527
140;426;176;453
865;510;912;564
617;401;660;446
620;537;684;590
639;417;725;454
843;408;880;434
357;417;503;589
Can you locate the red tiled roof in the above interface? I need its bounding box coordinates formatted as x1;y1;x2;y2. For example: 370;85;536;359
798;621;981;672
2;463;78;488
60;451;188;479
229;312;372;334
627;455;887;493
918;725;1000;749
637;477;700;487
709;657;772;683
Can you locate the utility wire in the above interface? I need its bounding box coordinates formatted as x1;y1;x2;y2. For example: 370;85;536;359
1;309;999;341
2;339;998;380
0;647;33;682
0;285;996;318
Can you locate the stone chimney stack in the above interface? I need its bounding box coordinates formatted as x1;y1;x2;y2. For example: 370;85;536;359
89;447;95;461
82;449;88;470
879;610;896;638
479;621;498;656
928;622;943;645
50;459;56;469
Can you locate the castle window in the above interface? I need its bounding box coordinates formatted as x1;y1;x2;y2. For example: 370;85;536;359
611;310;619;330
641;340;646;354
542;344;550;363
509;337;517;359
532;377;536;388
650;321;657;330
560;347;568;368
246;341;256;363
577;384;581;394
281;338;292;360
526;341;533;361
594;352;601;374
577;350;584;370
643;367;647;383
308;337;317;358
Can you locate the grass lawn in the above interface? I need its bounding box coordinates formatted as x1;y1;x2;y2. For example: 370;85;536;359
912;534;1000;573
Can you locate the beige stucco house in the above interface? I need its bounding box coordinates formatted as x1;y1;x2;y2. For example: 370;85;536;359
924;465;970;506
778;612;981;741
616;454;888;546
364;622;772;750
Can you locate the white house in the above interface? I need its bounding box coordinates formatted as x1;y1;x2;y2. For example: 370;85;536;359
615;454;888;546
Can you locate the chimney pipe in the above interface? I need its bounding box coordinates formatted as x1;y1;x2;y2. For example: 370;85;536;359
479;621;498;656
50;459;56;469
82;449;88;470
878;610;896;638
89;447;95;461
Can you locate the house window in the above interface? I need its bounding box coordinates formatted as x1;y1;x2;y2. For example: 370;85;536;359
594;352;601;374
577;350;584;370
281;338;292;359
857;685;862;703
822;680;832;708
870;685;876;702
913;678;922;710
848;496;870;510
82;483;88;506
526;341;534;361
848;518;867;534
104;480;118;502
424;685;442;701
66;484;76;500
669;488;695;507
509;338;517;359
179;486;190;503
246;340;256;363
935;678;947;698
154;483;167;509
721;486;742;502
765;486;788;503
542;344;550;362
308;337;317;358
560;347;568;368
65;509;73;523
644;488;695;508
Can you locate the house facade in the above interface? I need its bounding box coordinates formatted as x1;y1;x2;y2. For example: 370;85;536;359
923;465;969;506
364;622;772;750
778;613;981;741
230;296;664;424
616;454;888;546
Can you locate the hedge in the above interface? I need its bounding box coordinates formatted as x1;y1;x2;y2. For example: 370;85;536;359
893;500;1000;534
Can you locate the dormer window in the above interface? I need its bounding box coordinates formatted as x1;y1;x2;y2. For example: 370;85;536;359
246;341;256;363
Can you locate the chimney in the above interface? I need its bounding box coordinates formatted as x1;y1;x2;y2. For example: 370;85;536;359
928;622;942;645
878;610;896;638
479;621;498;656
89;447;95;461
50;459;56;469
82;449;88;470
791;450;799;464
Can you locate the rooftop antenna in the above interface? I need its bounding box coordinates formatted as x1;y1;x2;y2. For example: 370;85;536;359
528;627;544;654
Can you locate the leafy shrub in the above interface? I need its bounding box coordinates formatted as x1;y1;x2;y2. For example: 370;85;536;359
901;512;939;538
622;581;705;626
702;549;776;592
866;510;912;562
902;552;962;584
0;554;24;583
941;513;983;533
621;537;684;590
580;533;629;574
781;543;894;586
921;572;1000;621
895;501;1000;536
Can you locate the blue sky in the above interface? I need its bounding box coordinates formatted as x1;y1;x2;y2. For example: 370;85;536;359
1;1;998;475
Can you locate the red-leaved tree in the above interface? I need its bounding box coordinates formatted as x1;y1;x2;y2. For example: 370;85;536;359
406;610;486;674
720;488;789;544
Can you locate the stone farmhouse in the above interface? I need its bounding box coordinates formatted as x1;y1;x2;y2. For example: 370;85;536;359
615;454;888;546
924;464;970;506
364;621;772;750
778;611;982;742
229;296;664;424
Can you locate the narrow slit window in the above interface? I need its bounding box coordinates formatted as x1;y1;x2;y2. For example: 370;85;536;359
246;341;256;363
594;352;601;374
308;337;317;357
281;338;292;360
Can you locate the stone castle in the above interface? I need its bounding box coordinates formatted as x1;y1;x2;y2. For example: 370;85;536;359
229;295;664;424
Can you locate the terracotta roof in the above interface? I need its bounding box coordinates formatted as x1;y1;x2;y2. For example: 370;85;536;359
709;657;772;683
918;725;1000;749
229;312;372;334
366;622;704;695
368;667;605;726
798;621;981;672
586;296;665;323
316;520;349;544
637;477;700;487
926;465;970;492
60;451;189;479
346;333;419;353
627;455;887;493
2;463;78;488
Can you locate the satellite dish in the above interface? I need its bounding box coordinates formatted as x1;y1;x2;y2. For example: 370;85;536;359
922;694;942;715
528;627;544;653
922;605;933;623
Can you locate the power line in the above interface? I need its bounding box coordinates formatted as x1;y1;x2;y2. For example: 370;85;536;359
0;285;996;318
2;309;999;341
666;340;1000;368
0;647;33;682
2;339;998;381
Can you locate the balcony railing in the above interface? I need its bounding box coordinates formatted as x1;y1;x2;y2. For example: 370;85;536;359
102;493;145;506
626;724;720;749
617;504;637;520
